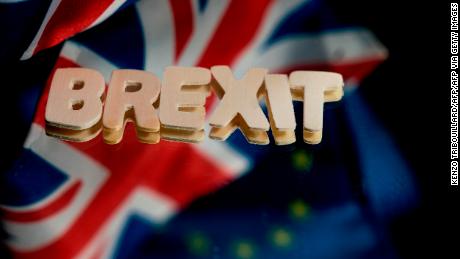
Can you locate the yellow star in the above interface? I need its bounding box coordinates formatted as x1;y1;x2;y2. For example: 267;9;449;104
288;199;311;220
185;231;211;256
291;149;313;171
233;240;256;259
269;227;293;249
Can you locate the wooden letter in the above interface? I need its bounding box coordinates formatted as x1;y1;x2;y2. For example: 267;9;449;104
103;69;161;144
264;74;296;145
209;66;270;145
159;66;211;143
45;68;105;142
289;71;344;144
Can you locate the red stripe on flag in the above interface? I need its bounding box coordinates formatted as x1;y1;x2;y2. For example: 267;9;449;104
67;126;233;206
18;57;233;259
276;57;386;83
32;0;114;56
1;181;81;223
195;0;273;110
196;0;273;68
19;128;232;258
169;0;194;62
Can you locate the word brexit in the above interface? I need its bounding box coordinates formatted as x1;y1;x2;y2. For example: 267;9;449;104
45;66;344;145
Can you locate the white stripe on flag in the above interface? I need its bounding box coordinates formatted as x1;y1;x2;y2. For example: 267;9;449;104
88;0;127;29
76;188;177;259
177;0;230;66
61;41;118;82
20;0;62;60
4;124;108;251
136;0;175;76
59;20;249;179
232;0;307;76
234;27;388;74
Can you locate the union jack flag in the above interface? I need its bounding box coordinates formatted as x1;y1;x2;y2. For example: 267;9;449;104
0;0;414;258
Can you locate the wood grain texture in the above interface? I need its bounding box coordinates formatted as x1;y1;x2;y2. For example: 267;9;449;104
289;71;344;144
45;68;105;141
209;66;270;145
44;67;344;145
103;69;161;144
159;66;211;143
264;74;296;145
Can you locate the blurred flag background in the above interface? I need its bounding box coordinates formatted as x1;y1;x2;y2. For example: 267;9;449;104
0;0;447;258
